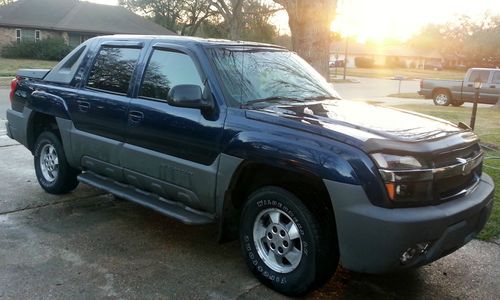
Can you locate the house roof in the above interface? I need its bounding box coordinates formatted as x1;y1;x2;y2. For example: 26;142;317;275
0;0;175;35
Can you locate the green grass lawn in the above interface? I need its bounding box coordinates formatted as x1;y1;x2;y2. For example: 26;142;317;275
332;67;466;80
387;92;424;99
0;57;57;77
394;104;500;240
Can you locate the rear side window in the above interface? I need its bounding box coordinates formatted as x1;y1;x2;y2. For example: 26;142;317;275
492;71;500;84
44;43;88;84
139;50;203;101
468;70;491;83
87;47;141;94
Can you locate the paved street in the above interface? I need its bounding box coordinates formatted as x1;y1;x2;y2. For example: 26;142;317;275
1;133;499;299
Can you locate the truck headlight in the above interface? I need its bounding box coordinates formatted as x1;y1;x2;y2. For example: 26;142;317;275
371;153;422;170
370;153;431;203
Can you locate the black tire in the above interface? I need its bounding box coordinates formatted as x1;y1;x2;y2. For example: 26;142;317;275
34;131;79;194
433;89;451;106
451;101;464;107
240;186;339;296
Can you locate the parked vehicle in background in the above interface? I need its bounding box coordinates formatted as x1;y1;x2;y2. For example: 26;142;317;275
421;62;443;71
419;68;500;106
5;36;494;296
329;59;345;68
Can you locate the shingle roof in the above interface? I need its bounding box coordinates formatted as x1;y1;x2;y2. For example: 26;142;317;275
0;0;175;35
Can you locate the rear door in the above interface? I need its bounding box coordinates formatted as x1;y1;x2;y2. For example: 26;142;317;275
121;44;225;213
70;42;143;179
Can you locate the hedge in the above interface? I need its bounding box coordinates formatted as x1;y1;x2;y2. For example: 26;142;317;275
1;38;72;61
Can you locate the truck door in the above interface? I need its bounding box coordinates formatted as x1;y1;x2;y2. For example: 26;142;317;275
70;42;143;179
121;44;225;213
482;71;500;104
462;69;491;102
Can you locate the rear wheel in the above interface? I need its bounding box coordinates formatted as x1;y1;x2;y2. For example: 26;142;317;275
433;90;451;106
34;131;79;194
240;186;338;296
451;101;464;107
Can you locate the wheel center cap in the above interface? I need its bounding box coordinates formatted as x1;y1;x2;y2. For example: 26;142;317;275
266;223;292;256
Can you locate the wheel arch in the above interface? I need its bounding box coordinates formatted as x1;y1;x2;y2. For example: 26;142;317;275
26;111;59;152
217;159;337;244
432;87;452;99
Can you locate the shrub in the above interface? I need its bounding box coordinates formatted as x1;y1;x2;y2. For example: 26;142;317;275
385;56;406;68
1;38;72;61
354;57;375;68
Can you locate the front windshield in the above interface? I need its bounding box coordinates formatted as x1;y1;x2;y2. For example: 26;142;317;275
208;47;341;107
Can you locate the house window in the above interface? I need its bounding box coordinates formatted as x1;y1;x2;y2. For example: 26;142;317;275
15;29;21;43
35;30;41;42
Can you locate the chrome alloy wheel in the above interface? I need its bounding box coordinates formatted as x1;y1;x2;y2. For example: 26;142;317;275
253;208;303;273
39;144;59;183
435;93;449;105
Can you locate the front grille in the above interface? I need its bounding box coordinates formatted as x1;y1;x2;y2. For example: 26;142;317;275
436;165;482;201
431;144;482;168
432;143;483;202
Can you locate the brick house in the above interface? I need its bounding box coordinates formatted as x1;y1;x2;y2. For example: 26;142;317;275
0;0;174;49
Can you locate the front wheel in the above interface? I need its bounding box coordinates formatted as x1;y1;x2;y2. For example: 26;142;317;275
34;131;79;194
239;186;338;296
433;90;451;106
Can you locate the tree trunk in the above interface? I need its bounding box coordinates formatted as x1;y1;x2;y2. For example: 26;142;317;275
276;0;336;79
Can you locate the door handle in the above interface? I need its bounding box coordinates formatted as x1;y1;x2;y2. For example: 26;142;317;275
491;85;496;88
77;101;90;112
128;110;144;123
467;84;473;87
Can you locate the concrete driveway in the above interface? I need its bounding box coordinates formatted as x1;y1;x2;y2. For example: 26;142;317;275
0;136;499;299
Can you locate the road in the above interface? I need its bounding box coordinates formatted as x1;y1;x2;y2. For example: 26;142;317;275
334;76;420;100
0;126;499;299
0;89;9;133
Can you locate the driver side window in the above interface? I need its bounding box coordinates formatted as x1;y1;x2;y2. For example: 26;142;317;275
139;49;204;101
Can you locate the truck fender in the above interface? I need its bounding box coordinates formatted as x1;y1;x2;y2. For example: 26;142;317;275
26;90;71;119
215;131;366;242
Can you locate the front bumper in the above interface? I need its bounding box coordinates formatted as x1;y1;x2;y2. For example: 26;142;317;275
324;173;494;273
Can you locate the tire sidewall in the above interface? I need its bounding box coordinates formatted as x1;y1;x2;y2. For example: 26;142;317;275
34;132;71;193
433;91;450;106
240;187;318;295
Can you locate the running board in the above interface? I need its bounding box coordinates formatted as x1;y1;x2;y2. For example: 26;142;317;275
78;172;215;225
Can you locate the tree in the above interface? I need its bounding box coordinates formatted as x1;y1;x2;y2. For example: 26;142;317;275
119;0;214;36
211;0;244;40
273;0;336;78
0;0;14;5
409;13;500;68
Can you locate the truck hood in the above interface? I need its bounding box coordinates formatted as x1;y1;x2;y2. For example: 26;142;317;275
246;100;474;151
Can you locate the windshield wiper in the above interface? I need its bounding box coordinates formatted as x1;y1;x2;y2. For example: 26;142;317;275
242;96;305;108
304;95;341;101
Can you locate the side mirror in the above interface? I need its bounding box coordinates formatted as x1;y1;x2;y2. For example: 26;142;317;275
167;84;213;110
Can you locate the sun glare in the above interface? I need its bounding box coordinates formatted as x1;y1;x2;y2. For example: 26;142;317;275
332;0;500;42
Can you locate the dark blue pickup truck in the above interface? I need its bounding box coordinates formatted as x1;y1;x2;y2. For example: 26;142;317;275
5;35;494;295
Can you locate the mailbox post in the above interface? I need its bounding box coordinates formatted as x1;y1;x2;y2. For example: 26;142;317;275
470;79;482;130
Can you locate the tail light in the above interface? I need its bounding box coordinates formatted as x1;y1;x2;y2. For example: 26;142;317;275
9;76;19;103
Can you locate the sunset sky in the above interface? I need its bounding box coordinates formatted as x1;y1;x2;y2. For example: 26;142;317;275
87;0;500;41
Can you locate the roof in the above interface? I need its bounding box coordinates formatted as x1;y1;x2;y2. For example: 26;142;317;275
0;0;175;35
102;34;286;49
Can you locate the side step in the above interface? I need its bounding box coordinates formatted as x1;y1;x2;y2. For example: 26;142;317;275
78;172;215;225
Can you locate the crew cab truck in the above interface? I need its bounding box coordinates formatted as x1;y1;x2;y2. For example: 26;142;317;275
419;68;500;106
6;36;494;296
